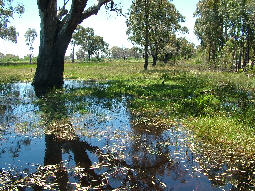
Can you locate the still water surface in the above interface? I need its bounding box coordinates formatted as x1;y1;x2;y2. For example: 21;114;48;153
0;81;254;190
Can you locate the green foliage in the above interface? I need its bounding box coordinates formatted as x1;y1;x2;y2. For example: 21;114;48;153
0;0;24;42
194;0;255;70
72;25;108;61
24;28;37;62
127;0;186;66
65;61;255;154
160;36;196;64
110;46;143;60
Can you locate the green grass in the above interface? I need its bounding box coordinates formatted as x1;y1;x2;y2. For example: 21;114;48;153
1;60;255;156
0;64;36;83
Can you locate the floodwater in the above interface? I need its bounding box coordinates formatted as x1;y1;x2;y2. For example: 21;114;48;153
0;81;254;190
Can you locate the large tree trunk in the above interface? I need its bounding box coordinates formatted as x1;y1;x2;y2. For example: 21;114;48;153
33;37;70;88
33;0;111;90
33;1;71;89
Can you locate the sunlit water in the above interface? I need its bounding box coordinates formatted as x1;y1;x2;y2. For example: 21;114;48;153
0;81;254;190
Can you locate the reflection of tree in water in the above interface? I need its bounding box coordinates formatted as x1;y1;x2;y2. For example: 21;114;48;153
0;83;35;160
128;121;185;190
37;92;111;190
4;84;253;190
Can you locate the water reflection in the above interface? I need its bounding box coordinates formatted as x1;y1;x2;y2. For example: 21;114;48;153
40;91;111;190
0;81;254;190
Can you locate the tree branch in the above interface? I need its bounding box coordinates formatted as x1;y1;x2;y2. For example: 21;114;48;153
81;0;112;21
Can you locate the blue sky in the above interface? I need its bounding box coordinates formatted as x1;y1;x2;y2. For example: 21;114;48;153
0;0;200;58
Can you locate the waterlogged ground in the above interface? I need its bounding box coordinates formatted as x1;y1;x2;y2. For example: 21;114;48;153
0;81;254;190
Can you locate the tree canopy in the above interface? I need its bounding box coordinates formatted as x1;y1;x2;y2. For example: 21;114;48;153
0;0;24;42
127;0;186;67
72;26;108;60
194;0;255;70
24;28;37;64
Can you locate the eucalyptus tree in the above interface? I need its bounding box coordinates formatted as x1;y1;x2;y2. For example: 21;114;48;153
33;0;116;89
110;46;122;59
194;0;224;62
129;47;143;59
148;1;186;66
110;46;130;60
73;26;95;61
93;36;109;59
194;0;255;70
72;26;108;61
0;0;24;42
76;48;86;61
127;0;150;69
127;0;185;69
24;28;37;64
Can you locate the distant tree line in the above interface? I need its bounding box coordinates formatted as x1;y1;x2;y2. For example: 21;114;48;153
0;53;37;65
194;0;255;71
71;25;145;62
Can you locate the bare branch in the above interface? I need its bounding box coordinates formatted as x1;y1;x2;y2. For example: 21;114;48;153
63;0;70;9
57;0;71;20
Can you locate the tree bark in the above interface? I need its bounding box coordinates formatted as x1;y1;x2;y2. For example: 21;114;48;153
144;0;149;70
163;54;168;64
152;54;157;66
33;36;70;88
144;44;149;70
72;44;75;63
33;0;71;89
29;54;32;64
33;0;111;90
208;46;211;62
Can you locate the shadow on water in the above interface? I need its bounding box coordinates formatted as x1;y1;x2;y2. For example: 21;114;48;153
0;80;254;190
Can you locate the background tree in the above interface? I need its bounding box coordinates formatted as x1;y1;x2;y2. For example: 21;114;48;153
127;0;185;68
72;26;108;61
194;0;255;71
76;49;86;61
33;0;116;90
73;26;94;61
128;47;143;59
24;28;37;64
0;0;24;42
92;35;109;60
110;46;143;60
110;46;123;59
127;0;150;69
178;38;195;59
0;52;4;59
110;46;128;59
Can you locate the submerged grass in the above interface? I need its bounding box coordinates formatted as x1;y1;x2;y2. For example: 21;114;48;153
1;60;255;156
